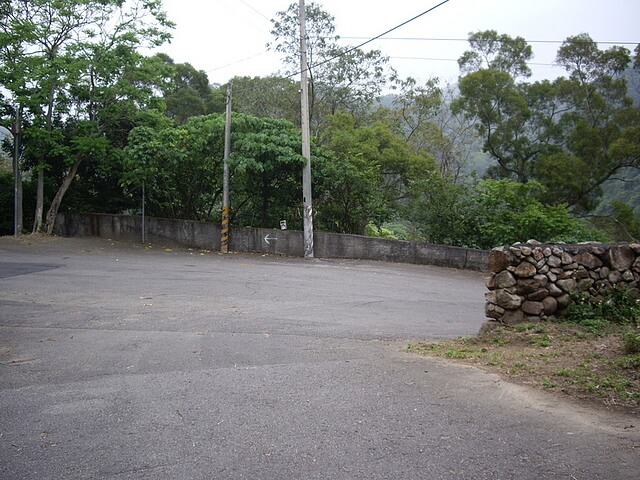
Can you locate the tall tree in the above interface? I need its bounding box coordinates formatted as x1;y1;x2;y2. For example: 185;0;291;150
391;78;478;182
453;31;639;210
225;75;300;125
0;0;173;234
315;111;435;234
268;2;394;133
156;54;224;123
535;34;639;209
458;30;533;78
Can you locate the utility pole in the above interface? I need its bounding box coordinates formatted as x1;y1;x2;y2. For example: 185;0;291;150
221;82;232;253
299;0;314;258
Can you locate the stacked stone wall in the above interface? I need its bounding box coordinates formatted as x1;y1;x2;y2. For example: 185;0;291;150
485;242;640;324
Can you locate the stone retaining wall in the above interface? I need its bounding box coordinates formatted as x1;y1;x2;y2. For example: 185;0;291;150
485;242;640;324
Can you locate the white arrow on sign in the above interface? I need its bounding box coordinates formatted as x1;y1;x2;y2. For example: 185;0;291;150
264;234;278;245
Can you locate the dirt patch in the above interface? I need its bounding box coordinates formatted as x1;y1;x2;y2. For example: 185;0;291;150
409;322;640;415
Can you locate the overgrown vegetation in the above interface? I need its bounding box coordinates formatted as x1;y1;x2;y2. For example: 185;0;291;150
409;287;640;412
1;2;639;242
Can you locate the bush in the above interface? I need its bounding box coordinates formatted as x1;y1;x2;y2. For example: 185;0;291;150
622;328;640;354
565;286;640;332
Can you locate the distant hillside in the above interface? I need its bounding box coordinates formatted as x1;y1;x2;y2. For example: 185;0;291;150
623;67;640;106
597;167;640;216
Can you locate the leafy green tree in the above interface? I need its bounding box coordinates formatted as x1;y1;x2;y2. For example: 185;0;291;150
540;34;640;210
403;171;477;246
452;69;559;183
123;113;308;227
0;0;173;234
314;111;434;234
405;177;593;249
458;30;533;78
225;75;300;126
156;54;224;124
454;31;640;211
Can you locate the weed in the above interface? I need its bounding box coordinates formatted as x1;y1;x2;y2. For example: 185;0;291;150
445;348;477;359
532;334;552;347
542;379;556;388
616;354;640;370
514;322;546;334
622;327;640;354
565;286;640;329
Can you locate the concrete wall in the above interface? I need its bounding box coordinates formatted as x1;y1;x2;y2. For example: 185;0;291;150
55;213;489;271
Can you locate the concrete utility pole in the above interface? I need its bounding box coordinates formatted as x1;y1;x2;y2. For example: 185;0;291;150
221;82;232;253
299;0;314;258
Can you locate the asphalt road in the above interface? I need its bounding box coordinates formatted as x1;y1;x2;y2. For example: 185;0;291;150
0;236;638;480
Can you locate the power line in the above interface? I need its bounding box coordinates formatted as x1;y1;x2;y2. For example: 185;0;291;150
341;36;639;46
389;56;560;67
286;0;452;78
236;0;270;21
205;50;270;74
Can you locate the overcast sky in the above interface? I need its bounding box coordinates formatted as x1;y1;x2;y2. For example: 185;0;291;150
154;0;640;86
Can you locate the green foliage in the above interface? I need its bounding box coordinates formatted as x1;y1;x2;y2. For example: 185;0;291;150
0;0;174;232
364;223;397;239
612;200;640;241
156;54;222;124
226;76;300;125
454;31;640;211
458;30;533;78
405;176;590;249
314;111;434;234
565;286;640;332
472;179;587;247
123;113;308;227
622;328;640;355
268;2;393;129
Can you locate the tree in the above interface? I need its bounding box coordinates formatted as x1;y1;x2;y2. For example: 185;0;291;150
0;0;173;234
541;34;640;210
225;75;300;126
458;30;533;78
123;113;309;228
314;111;435;234
269;2;394;133
404;176;593;249
391;78;478;182
452;67;559;183
453;31;640;211
156;54;224;124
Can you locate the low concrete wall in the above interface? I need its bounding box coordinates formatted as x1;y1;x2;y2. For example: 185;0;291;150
55;213;489;271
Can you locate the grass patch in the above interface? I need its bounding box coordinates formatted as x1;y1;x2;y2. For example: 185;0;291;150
408;287;640;413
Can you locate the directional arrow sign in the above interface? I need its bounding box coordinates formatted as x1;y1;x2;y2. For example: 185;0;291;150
264;234;277;245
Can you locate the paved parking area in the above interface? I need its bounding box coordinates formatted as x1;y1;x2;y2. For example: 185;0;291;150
1;236;638;479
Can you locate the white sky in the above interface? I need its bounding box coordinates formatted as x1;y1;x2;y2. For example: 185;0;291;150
154;0;640;86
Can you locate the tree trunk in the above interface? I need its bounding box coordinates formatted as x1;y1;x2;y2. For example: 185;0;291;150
32;168;44;233
35;77;57;233
43;159;83;235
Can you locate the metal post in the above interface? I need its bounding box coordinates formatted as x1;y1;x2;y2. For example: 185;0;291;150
299;0;314;258
221;82;232;253
12;105;20;238
141;180;145;244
